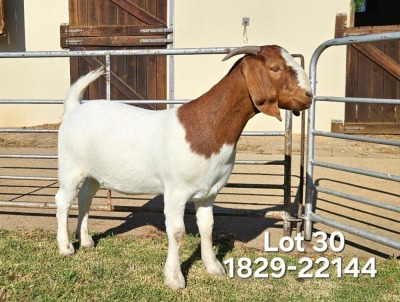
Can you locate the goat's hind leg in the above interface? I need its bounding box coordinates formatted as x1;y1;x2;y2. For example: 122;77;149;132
195;196;225;276
55;173;83;256
76;177;100;248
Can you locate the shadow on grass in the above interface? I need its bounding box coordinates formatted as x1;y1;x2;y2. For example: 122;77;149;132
180;233;236;282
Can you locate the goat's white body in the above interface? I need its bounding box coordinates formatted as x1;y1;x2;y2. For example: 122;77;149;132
56;46;312;289
59;100;235;199
56;69;233;289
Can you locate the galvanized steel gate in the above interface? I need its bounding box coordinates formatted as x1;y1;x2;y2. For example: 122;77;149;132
304;32;400;250
0;47;305;236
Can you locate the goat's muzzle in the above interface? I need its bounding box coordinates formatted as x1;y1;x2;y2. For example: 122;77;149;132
292;92;313;116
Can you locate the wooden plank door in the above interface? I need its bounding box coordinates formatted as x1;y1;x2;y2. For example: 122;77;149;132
335;13;400;134
60;0;170;110
344;38;400;134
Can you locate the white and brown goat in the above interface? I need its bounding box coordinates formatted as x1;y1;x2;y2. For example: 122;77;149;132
55;45;312;289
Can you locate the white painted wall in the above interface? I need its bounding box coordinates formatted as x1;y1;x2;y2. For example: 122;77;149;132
0;0;350;133
0;0;69;127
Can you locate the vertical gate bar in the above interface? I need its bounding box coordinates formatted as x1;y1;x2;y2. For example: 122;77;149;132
283;109;293;236
296;110;306;233
295;55;305;234
105;54;112;211
105;54;111;101
167;0;175;105
107;189;112;211
304;50;319;240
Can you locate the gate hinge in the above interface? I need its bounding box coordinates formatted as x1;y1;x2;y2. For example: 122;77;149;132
66;39;84;46
140;38;173;44
140;28;173;34
265;211;303;222
65;29;84;34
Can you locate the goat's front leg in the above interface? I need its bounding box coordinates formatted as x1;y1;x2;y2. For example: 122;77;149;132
163;191;187;289
195;196;226;276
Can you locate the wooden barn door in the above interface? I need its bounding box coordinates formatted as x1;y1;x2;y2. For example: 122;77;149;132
60;0;170;110
344;38;400;134
334;4;400;134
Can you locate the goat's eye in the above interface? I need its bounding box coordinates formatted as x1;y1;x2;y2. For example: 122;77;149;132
271;66;280;72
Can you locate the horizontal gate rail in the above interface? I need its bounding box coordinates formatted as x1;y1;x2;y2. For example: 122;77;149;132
312;130;400;147
0;48;307;235
311;160;400;182
314;186;400;213
0;47;237;58
305;32;400;250
309;212;400;250
314;95;400;105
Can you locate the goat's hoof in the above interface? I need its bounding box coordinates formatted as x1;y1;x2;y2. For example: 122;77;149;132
80;236;95;248
164;272;185;289
205;260;226;276
59;242;75;256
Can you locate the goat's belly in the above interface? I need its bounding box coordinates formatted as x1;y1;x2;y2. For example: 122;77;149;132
84;156;165;195
99;177;163;195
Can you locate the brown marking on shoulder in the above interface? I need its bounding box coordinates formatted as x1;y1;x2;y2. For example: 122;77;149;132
177;45;312;158
177;67;256;158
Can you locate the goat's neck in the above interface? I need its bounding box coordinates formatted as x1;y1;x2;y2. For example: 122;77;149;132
177;70;257;158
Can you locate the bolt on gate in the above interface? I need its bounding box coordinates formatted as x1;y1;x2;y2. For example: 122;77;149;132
0;48;307;236
305;32;400;250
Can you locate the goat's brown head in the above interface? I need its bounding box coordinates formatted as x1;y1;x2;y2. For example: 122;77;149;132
223;45;312;121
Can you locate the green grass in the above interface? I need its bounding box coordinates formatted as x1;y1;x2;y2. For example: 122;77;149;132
0;228;399;302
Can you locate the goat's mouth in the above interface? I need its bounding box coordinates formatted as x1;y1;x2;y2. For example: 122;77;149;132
279;96;312;116
293;100;311;116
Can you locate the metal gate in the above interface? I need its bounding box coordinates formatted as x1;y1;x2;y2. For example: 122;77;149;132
0;47;306;236
304;32;400;250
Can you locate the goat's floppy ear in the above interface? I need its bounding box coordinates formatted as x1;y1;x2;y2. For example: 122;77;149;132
241;57;282;121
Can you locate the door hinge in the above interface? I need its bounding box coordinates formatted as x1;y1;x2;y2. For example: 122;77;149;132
140;28;173;34
65;29;84;34
66;39;84;45
140;38;173;44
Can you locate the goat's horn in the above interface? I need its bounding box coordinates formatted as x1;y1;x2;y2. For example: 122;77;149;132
222;46;261;61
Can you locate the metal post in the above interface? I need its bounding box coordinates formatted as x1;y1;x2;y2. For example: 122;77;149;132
304;48;319;240
283;109;292;236
168;0;175;104
105;54;112;210
105;54;111;101
296;110;306;234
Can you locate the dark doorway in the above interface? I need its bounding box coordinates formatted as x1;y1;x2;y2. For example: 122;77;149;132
355;0;400;27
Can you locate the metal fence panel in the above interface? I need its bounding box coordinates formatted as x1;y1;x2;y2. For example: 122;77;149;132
305;32;400;250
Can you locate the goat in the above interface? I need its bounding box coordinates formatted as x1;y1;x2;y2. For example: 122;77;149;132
55;45;312;289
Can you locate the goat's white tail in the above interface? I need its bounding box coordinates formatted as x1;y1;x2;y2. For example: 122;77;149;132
63;66;105;118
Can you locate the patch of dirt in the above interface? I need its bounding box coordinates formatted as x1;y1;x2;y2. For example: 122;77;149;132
0;124;59;148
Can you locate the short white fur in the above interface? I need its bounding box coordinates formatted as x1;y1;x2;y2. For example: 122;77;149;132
280;48;312;94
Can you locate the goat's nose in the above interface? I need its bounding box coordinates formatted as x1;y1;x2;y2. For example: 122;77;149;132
306;91;313;98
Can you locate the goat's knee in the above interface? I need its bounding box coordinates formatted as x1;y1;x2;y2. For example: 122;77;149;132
195;203;225;276
173;227;186;246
